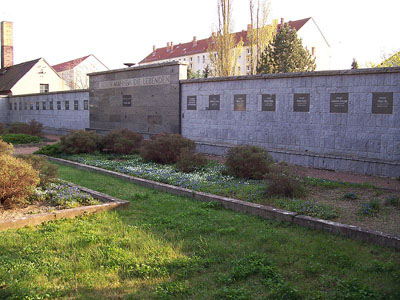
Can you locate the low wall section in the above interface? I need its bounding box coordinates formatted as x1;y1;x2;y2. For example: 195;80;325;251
181;68;400;177
7;90;90;133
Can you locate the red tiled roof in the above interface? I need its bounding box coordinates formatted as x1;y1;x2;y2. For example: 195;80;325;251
140;18;311;64
52;55;90;72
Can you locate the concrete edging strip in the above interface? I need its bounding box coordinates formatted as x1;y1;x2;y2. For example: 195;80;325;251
47;156;400;250
0;182;130;231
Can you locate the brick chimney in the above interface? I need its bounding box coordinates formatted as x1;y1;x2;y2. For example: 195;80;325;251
170;41;173;52
152;45;156;56
193;36;197;47
166;42;170;52
280;18;285;25
1;21;13;69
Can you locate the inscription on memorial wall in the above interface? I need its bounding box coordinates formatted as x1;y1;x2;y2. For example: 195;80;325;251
372;92;393;114
234;94;246;111
187;96;197;110
293;94;310;112
330;93;348;113
262;94;276;111
209;95;220;110
98;75;171;89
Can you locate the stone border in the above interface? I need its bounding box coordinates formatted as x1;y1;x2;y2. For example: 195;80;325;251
0;182;130;231
47;156;400;250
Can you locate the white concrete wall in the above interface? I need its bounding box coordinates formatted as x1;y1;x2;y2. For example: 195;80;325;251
12;58;70;95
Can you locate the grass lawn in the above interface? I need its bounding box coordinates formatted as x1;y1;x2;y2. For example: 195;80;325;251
0;163;399;299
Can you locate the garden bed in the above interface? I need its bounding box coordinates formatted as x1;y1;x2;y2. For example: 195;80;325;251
49;154;400;237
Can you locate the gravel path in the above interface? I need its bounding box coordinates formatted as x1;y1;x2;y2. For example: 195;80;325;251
13;134;60;155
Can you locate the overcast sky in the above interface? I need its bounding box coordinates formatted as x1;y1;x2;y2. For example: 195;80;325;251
1;0;399;70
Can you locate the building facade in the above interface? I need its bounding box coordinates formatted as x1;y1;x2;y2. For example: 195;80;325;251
139;18;330;75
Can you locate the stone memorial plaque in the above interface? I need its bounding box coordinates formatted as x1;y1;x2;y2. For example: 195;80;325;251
122;95;132;107
209;95;220;110
330;93;349;113
234;94;246;111
262;94;276;111
187;96;197;110
372;92;393;114
293;94;310;112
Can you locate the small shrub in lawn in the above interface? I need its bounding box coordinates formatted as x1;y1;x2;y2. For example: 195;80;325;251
176;147;208;173
102;128;143;154
265;165;307;198
343;192;358;200
225;145;274;179
7;120;43;137
0;133;41;144
34;142;63;156
384;197;399;208
360;199;381;216
17;154;58;187
0;154;40;207
140;133;195;164
60;130;102;154
0;138;13;155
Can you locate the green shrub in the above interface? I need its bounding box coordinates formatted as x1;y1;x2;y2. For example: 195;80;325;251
0;154;40;207
7;120;43;137
34;142;63;156
0;133;41;144
225;145;274;180
384;197;399;208
140;133;196;164
17;154;58;187
60;130;102;154
0;138;13;155
343;192;358;200
360;199;381;216
102;128;142;154
266;165;307;198
176;147;208;173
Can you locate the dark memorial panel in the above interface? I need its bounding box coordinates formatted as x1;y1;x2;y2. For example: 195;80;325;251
122;95;132;107
372;92;393;114
262;94;276;111
209;95;220;110
234;94;246;111
187;96;197;110
330;93;349;113
293;94;310;112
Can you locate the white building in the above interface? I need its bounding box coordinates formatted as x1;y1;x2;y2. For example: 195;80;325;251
139;18;330;74
52;55;109;89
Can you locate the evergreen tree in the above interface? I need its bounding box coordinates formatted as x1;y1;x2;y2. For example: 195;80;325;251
257;24;316;74
351;58;359;69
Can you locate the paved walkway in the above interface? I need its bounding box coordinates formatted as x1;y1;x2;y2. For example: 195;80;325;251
13;134;60;155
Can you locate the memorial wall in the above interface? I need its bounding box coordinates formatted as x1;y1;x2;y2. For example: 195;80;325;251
181;68;400;177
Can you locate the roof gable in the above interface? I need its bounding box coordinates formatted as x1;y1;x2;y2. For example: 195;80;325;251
140;18;311;64
0;58;40;93
52;55;91;72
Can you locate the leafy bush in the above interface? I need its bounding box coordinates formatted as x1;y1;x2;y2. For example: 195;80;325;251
7;120;43;137
225;145;274;179
34;142;63;156
0;133;41;144
343;192;358;200
102;128;142;154
140;133;195;164
17;154;58;187
265;165;307;198
60;130;102;154
176;147;207;173
0;154;40;207
0;138;13;155
360;199;381;216
384;197;399;208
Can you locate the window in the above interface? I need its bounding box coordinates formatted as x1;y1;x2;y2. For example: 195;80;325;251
65;101;69;110
84;100;89;110
190;63;193;69
36;102;39;110
197;56;200;63
24;102;27;110
42;102;46;110
14;102;17;110
50;100;53;110
30;102;33;110
19;102;22;110
57;101;61;110
202;55;205;63
122;95;132;107
190;57;192;62
40;84;49;93
247;48;250;54
74;100;79;110
9;103;12;110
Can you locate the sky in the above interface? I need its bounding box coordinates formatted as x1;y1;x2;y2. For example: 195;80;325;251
1;0;399;70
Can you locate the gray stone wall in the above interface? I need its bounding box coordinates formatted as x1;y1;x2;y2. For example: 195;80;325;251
8;90;89;133
181;68;400;177
89;62;187;135
0;96;8;124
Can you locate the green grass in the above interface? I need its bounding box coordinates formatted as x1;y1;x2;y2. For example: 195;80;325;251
0;163;399;299
0;133;41;144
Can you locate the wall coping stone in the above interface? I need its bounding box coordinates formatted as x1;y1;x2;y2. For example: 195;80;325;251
8;89;89;98
182;67;400;84
47;156;400;250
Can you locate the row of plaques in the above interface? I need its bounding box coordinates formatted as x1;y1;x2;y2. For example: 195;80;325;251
187;93;394;114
